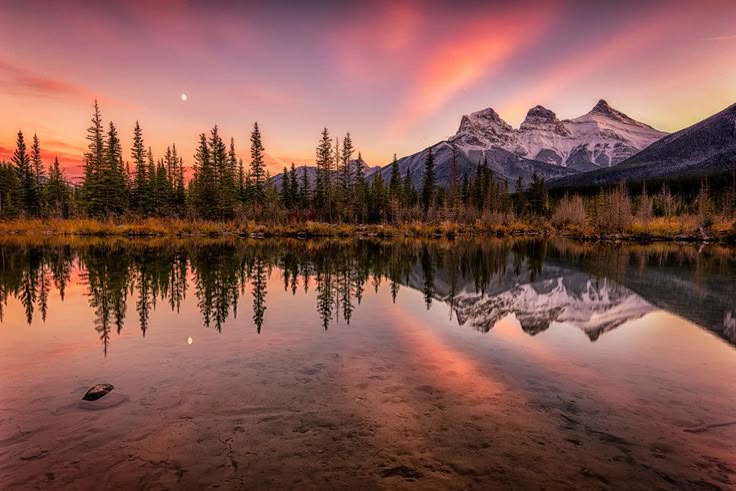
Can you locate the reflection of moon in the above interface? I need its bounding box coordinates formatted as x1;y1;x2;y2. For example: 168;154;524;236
181;93;188;102
187;336;193;345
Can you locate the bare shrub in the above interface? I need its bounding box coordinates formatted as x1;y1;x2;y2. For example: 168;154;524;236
551;194;587;228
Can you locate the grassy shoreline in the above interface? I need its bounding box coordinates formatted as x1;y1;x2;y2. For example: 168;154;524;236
0;217;734;243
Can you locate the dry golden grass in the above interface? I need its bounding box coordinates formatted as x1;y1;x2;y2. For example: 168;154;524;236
0;216;734;242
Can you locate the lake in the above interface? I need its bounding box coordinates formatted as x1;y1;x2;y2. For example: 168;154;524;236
1;237;735;489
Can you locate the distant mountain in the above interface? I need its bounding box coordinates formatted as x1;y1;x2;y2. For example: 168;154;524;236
550;102;736;188
377;99;665;187
270;160;380;190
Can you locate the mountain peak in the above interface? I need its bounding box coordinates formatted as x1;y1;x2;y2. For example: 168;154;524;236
520;105;570;136
455;107;513;143
592;99;613;114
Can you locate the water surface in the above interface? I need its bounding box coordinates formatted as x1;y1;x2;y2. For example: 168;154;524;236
1;238;735;489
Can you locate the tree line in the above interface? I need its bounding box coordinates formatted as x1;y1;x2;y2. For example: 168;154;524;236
1;101;735;229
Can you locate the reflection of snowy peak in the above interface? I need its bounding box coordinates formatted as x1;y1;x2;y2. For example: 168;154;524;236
405;263;654;341
450;100;666;172
450;276;654;340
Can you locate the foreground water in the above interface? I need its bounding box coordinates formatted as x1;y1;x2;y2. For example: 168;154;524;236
0;237;734;489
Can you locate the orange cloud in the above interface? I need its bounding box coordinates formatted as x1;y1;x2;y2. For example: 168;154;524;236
497;6;688;120
0;62;92;101
331;1;422;84
390;6;558;135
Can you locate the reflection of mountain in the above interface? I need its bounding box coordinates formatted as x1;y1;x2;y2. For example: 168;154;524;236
603;263;736;345
405;263;655;341
405;247;736;345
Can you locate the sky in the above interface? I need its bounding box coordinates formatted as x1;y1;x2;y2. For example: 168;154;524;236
1;0;734;179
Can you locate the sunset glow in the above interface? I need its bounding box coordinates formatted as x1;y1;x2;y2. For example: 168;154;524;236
1;0;734;178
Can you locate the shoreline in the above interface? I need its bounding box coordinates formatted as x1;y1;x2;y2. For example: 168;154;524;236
0;218;734;244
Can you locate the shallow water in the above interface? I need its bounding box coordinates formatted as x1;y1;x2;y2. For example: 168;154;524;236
1;237;735;489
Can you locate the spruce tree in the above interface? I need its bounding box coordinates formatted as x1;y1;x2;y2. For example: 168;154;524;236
280;166;291;208
237;158;246;203
0;161;22;217
339;133;354;195
209;125;232;218
314;128;333;217
191;133;214;218
370;169;387;222
105;121;126;215
389;153;401;199
421;146;435;212
353;152;368;222
12;130;39;216
131;121;148;214
249;122;266;203
30;134;46;214
300;164;310;208
46;157;68;217
82;101;106;217
288;163;299;208
402;171;413;208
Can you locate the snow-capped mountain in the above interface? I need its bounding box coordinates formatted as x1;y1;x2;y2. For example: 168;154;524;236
452;100;667;171
378;99;665;186
550;101;736;188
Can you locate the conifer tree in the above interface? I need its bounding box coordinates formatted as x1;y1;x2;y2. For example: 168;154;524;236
249;122;266;203
339;133;354;195
370;169;387;222
237;158;246;203
82;101;106;217
12;130;39;216
280;166;291;208
0;160;22;217
288;163;299;208
105;121;126;215
131;121;148;215
389;153;401;198
448;148;459;212
300;164;310;208
402;171;413;208
46;157;68;217
191;133;214;218
421;146;435;212
353;152;368;222
314;128;333;217
30;134;46;214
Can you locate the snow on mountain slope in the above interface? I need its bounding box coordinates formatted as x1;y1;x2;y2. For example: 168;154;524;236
452;100;667;172
549;101;736;188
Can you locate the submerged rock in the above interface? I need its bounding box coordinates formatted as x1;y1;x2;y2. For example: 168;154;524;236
82;383;114;401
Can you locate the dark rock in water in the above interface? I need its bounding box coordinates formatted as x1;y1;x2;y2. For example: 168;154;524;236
82;383;114;401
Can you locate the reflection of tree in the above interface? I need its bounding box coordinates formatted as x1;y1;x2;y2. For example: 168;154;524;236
191;245;241;333
421;246;434;309
80;246;131;356
2;237;734;352
251;257;267;334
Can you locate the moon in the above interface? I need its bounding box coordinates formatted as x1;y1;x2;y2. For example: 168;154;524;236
187;336;193;345
181;93;188;102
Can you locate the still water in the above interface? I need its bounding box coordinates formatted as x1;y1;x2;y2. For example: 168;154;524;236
1;237;735;489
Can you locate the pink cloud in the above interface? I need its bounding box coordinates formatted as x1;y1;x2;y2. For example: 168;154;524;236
389;5;558;135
